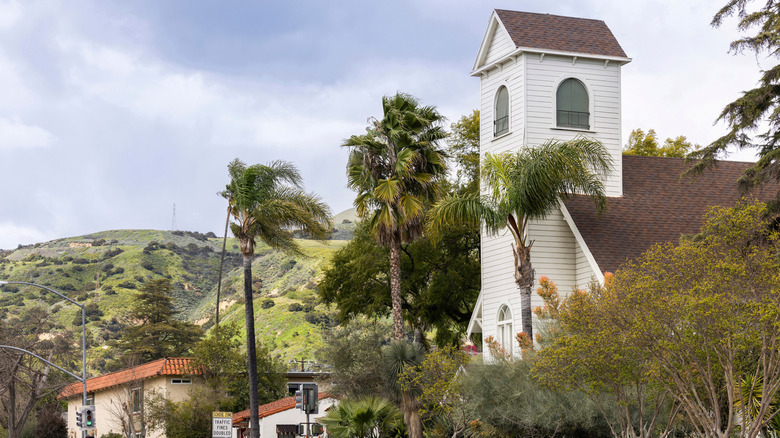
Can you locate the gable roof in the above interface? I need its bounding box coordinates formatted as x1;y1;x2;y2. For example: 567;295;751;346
232;392;335;426
59;357;200;399
495;10;628;59
564;156;776;274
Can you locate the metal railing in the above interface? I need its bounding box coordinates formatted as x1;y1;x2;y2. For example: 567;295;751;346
494;116;509;136
557;110;589;130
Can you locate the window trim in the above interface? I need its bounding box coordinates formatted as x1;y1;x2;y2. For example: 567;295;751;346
553;76;594;132
493;85;510;137
496;304;513;356
131;387;142;414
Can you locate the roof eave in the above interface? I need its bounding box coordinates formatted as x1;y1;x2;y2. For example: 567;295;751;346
470;47;631;77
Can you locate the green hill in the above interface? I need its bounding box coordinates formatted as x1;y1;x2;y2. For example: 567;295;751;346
0;229;349;373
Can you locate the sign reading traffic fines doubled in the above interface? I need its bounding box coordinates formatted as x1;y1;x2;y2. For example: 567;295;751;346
212;411;232;438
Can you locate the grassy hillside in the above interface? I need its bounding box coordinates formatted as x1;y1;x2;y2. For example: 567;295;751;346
0;229;350;373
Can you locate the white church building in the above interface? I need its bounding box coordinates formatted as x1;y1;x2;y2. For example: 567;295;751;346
467;10;764;355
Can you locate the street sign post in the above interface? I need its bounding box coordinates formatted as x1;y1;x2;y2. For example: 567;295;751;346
212;411;232;438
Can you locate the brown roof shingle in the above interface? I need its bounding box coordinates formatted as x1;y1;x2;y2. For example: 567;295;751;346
495;10;628;59
59;357;201;399
565;156;776;274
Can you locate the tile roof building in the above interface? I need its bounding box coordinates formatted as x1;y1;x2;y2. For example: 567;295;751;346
232;392;336;438
59;357;201;438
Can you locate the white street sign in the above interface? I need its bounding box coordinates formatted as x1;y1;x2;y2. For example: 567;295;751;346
212;412;232;438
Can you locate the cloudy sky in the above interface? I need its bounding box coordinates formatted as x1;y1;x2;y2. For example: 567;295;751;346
0;0;766;249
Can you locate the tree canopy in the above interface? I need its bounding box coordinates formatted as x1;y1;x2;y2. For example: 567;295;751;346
687;1;780;210
623;128;699;157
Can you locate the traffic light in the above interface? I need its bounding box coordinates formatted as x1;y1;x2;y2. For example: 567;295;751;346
294;386;304;411
302;383;318;415
75;407;83;428
82;405;96;430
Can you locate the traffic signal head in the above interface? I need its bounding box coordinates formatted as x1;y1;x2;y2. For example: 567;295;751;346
75;408;83;428
294;388;304;411
82;405;96;430
302;383;319;415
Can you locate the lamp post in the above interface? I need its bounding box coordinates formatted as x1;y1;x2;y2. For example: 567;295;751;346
0;281;87;438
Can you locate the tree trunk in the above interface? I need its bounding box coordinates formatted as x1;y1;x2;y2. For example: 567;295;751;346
215;205;231;330
242;253;261;438
402;393;423;438
389;232;404;340
512;235;535;341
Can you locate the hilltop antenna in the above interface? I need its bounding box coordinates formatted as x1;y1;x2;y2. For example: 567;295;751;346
172;203;177;230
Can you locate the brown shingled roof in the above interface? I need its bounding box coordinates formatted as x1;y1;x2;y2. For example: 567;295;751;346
495;9;627;59
232;392;335;426
59;357;201;399
564;156;776;274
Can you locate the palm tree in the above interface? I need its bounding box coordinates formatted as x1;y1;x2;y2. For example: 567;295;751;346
319;396;404;438
344;92;448;340
383;340;424;438
428;137;612;341
221;158;331;438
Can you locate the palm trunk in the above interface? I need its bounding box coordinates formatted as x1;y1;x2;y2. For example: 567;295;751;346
402;393;423;438
389;232;404;340
242;253;261;438
512;232;535;341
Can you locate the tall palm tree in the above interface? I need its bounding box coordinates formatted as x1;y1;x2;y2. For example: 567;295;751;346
428;137;612;341
221;158;331;438
344;92;448;340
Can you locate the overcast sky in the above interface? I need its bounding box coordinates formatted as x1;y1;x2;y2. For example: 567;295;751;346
0;0;767;249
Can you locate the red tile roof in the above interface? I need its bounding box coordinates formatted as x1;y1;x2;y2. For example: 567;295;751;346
59;357;201;399
495;10;628;59
565;156;777;274
232;392;334;425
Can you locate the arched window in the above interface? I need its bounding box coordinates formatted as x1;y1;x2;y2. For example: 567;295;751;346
556;78;589;129
497;305;513;355
494;86;509;136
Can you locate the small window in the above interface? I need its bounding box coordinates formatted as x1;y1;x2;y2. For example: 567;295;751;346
85;394;94;406
131;387;142;414
497;305;513;355
494;86;509;136
556;78;589;129
171;378;192;384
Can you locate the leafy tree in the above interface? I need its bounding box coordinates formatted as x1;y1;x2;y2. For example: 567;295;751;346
33;403;67;438
428;137;612;340
623;128;699;157
220;158;331;438
318;219;479;347
319;396;404;438
146;323;286;437
315;318;392;400
541;201;780;438
532;277;681;438
687;1;780;210
398;347;472;438
449;110;480;194
110;278;203;367
344;92;448;340
0;307;75;438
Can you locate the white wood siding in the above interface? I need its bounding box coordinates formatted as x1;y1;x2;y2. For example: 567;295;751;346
574;241;595;288
524;55;623;196
483;25;515;66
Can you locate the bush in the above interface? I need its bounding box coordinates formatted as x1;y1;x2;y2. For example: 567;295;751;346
103;286;116;295
288;303;304;312
261;299;275;309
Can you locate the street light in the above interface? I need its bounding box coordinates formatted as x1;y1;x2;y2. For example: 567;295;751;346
0;280;88;438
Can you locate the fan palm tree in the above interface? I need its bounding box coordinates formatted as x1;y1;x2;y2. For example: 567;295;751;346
383;340;424;438
428;137;612;341
344;92;448;340
319;396;404;438
220;158;331;438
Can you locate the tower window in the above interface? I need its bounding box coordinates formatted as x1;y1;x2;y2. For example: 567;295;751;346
494;86;509;136
556;78;589;130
